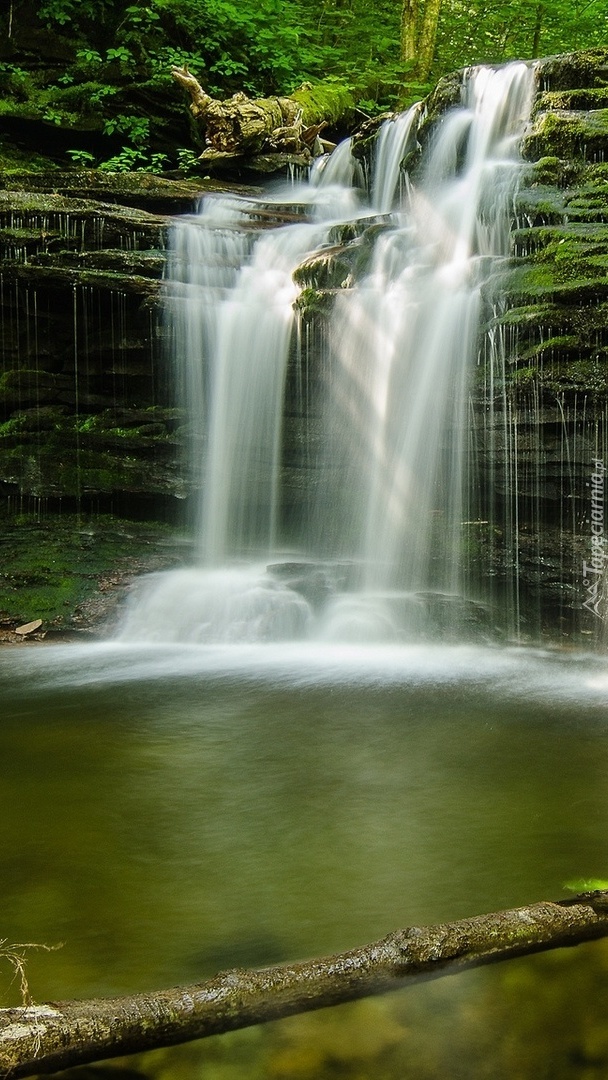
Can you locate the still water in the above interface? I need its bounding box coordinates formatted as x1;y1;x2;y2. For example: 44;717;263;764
2;642;608;1078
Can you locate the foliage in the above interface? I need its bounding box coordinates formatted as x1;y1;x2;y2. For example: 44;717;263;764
434;0;608;73
66;150;96;166
102;114;150;145
97;146;170;172
176;147;201;173
0;0;606;172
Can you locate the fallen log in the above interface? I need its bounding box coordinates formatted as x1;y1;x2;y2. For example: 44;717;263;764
2;890;608;1079
171;67;355;168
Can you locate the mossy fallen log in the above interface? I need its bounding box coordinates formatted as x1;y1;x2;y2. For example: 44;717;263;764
172;67;355;170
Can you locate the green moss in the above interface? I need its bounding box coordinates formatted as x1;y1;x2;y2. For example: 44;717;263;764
0;515;186;627
512;358;608;398
289;80;355;127
511;365;538;387
536;48;608;92
514;186;566;224
0;415;28;438
495;303;563;330
504;198;608;303
0;369;62;410
519;336;580;362
0;142;59;173
0;438;183;499
508;266;608;301
293;246;354;290
294;287;334;320
536;87;608;113
524;157;564;185
523;108;608;162
418;69;463;133
582;162;608;186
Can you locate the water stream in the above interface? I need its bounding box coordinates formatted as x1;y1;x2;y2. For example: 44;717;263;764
119;62;536;645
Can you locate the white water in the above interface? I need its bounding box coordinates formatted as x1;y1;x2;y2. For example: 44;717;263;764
119;63;535;645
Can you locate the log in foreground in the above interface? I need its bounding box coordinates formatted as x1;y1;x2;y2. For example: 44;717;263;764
2;891;608;1079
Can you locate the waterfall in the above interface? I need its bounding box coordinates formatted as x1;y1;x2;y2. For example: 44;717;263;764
118;62;535;645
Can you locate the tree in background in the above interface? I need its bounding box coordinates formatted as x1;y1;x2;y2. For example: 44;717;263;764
400;0;442;81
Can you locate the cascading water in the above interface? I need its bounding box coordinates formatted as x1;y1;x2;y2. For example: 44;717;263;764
118;62;535;644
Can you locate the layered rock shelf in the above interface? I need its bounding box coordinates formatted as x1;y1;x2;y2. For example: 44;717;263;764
0;178;198;518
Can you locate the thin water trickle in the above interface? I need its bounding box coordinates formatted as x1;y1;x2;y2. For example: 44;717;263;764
119;62;536;645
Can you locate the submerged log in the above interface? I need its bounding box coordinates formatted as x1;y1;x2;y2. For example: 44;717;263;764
172;67;355;168
2;891;608;1078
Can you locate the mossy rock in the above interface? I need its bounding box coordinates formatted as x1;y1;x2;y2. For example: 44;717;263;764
522;109;608;163
32;248;166;279
522;156;584;187
510;357;608;399
351;111;394;161
3;262;162;298
0;190;168;249
293;286;335;322
0;441;187;499
0;368;71;410
0;171;243;215
505;262;608;302
293;244;357;291
514;185;566;225
518;335;581;363
535;87;608;113
535;49;608;92
419;68;463;132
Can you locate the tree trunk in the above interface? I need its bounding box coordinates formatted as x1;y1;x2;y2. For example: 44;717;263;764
416;0;442;80
531;3;544;57
400;0;419;65
2;891;608;1080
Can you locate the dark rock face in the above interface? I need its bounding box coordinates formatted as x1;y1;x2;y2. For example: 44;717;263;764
486;49;608;638
0;177;204;518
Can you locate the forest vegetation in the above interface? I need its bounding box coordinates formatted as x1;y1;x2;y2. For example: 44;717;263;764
0;0;607;173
